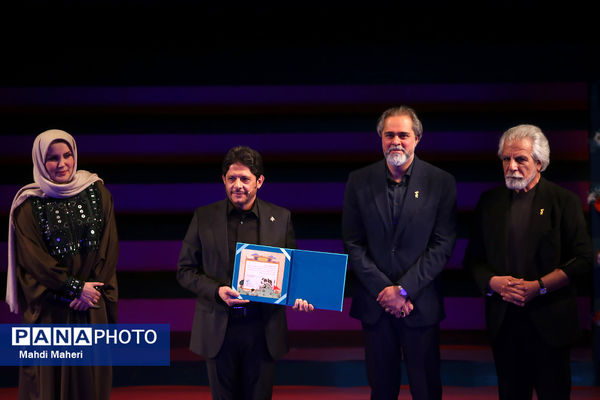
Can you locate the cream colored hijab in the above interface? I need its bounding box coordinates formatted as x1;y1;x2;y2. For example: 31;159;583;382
6;129;102;313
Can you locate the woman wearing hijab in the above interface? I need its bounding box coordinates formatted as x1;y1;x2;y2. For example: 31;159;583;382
7;129;118;400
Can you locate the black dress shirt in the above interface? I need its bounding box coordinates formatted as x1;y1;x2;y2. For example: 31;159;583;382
226;200;261;318
386;161;414;226
227;200;259;272
507;185;537;278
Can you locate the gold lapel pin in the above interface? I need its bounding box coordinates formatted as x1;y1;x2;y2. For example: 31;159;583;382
270;216;276;222
415;191;419;199
540;209;544;215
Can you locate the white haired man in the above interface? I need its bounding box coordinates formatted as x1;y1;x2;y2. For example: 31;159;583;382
464;124;592;400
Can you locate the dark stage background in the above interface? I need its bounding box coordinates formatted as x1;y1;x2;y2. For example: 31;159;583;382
0;3;599;390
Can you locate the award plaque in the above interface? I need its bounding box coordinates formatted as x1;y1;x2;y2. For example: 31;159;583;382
236;247;289;300
232;242;347;311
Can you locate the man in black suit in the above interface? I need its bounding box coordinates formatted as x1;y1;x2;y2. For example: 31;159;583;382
177;146;313;400
464;124;592;400
342;106;457;400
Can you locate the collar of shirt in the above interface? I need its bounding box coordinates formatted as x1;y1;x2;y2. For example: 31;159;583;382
227;199;260;219
386;159;414;186
511;184;537;200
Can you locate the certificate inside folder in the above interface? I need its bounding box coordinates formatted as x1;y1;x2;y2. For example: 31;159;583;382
233;243;348;311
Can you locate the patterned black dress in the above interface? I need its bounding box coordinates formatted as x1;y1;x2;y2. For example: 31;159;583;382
13;182;118;400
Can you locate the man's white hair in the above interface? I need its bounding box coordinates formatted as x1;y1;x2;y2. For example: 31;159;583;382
498;124;550;172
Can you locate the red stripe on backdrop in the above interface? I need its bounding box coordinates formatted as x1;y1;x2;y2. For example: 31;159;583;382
3;386;600;399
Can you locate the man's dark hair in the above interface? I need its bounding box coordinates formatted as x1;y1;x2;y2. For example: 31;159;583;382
376;105;423;140
222;146;264;178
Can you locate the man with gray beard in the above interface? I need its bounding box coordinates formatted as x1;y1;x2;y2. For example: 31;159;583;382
343;106;457;400
464;124;592;400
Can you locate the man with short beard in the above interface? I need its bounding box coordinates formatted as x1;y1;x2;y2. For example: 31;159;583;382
177;146;313;400
464;124;592;400
343;106;457;400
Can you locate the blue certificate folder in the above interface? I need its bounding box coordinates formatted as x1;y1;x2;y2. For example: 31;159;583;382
232;242;348;311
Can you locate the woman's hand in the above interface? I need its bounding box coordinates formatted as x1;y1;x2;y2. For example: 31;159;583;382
69;298;91;311
70;282;103;310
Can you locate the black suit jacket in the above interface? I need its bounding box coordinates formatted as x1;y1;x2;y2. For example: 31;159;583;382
176;198;296;359
464;177;593;346
342;157;457;326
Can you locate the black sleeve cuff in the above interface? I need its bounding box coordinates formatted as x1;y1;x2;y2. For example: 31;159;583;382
61;276;84;300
